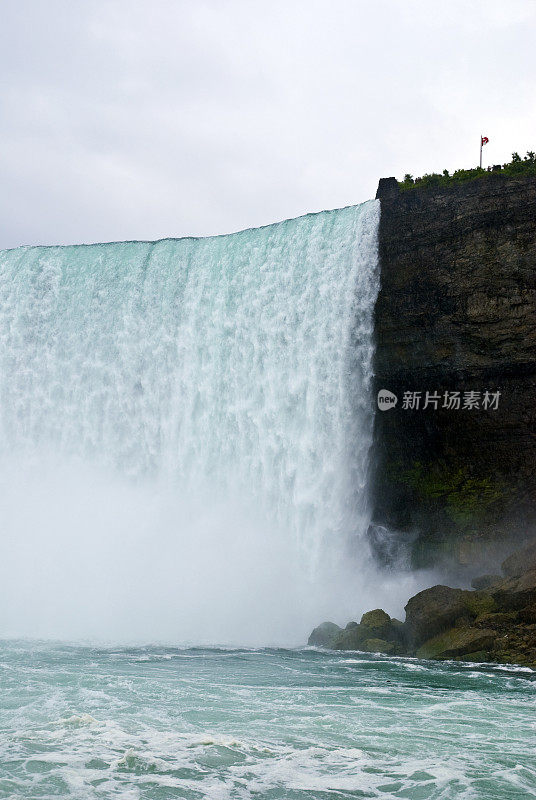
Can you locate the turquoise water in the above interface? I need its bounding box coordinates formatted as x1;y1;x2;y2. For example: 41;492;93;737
1;642;535;799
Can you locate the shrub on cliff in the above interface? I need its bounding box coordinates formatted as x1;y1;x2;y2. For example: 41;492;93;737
399;150;536;190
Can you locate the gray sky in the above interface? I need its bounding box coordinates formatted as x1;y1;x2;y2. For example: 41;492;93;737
1;0;535;249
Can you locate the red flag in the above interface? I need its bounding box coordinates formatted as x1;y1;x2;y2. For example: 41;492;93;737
481;136;489;145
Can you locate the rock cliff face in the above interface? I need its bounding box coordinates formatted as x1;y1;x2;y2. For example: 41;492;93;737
370;174;536;570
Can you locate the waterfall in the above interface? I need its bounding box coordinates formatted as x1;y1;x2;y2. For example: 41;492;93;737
0;200;380;644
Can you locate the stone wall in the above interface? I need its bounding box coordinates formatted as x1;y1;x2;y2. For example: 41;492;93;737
370;174;536;571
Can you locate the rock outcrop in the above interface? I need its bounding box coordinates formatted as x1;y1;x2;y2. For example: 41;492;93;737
308;621;342;647
404;585;494;648
331;609;405;653
371;174;536;569
309;540;536;668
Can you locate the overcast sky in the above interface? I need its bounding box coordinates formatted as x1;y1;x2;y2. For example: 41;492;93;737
1;0;535;248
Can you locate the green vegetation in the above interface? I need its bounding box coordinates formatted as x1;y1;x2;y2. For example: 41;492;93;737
390;460;507;526
399;151;536;191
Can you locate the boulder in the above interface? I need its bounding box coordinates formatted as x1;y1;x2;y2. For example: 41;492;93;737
361;638;396;655
333;624;366;650
458;650;489;662
463;591;496;617
416;627;497;660
501;540;536;578
404;585;494;648
333;609;406;651
308;621;341;648
471;574;502;591
491;569;536;611
359;609;393;639
308;544;536;667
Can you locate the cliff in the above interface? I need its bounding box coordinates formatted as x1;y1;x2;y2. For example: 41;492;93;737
370;173;536;571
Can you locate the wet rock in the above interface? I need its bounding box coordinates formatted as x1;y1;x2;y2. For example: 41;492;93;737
492;625;536;667
310;540;536;667
361;638;396;655
416;627;497;660
501;540;536;578
471;574;502;590
308;621;341;648
390;618;406;643
405;586;467;647
491;569;536;611
458;650;489;662
359;609;393;639
333;609;405;651
462;591;496;618
474;611;516;627
333;624;366;650
404;585;494;648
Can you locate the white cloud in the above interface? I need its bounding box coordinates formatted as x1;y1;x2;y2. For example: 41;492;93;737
1;0;535;247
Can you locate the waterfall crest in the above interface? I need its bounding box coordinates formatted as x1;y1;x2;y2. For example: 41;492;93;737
0;201;381;643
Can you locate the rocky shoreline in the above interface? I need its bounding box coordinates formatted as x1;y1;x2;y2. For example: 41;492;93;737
309;540;536;668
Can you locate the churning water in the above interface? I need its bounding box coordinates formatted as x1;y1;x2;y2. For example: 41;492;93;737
1;642;535;800
0;199;427;645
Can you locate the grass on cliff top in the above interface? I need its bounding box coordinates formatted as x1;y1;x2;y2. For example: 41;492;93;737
399;151;536;191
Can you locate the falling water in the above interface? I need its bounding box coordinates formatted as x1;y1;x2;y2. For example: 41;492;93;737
0;201;383;643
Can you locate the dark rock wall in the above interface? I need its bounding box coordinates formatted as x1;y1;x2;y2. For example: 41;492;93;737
370;174;536;570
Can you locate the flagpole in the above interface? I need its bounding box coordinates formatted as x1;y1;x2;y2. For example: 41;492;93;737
479;135;482;169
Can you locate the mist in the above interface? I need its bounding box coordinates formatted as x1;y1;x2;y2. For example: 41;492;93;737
0;455;437;645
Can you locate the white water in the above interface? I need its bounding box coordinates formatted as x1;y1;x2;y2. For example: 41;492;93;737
0;200;423;644
2;643;534;800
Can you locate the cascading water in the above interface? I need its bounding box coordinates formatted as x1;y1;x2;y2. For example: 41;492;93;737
0;200;384;644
